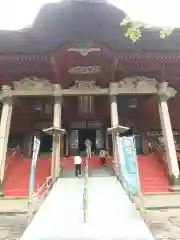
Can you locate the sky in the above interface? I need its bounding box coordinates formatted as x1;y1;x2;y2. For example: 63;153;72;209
0;0;180;30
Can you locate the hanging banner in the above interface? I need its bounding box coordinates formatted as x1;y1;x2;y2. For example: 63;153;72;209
28;136;41;197
118;136;140;195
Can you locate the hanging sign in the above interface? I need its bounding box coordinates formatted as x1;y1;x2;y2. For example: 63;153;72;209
118;136;140;195
28;136;41;197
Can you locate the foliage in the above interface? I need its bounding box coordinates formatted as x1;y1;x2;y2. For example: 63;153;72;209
121;16;174;42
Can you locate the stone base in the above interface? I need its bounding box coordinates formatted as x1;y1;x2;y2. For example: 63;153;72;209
0;181;4;197
169;175;180;192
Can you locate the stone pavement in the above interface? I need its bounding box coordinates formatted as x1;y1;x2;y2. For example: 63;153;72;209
0;199;39;239
147;209;180;239
0;182;180;239
0;214;27;240
0;209;180;240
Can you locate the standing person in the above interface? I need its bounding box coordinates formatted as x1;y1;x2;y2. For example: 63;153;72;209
99;149;107;166
74;155;82;177
16;144;23;159
85;138;92;157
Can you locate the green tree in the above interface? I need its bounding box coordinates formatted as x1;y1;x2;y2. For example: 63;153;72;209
121;17;174;42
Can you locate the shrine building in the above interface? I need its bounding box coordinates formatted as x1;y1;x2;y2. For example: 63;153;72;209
0;0;180;196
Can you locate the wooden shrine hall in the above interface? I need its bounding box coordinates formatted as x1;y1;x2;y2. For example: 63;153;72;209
0;0;180;196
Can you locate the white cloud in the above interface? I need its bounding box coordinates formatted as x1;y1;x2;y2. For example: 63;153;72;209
0;0;179;30
111;0;180;27
0;0;59;30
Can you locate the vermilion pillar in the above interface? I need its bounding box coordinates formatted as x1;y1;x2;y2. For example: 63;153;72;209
110;95;119;169
51;84;62;178
0;86;13;196
158;82;180;190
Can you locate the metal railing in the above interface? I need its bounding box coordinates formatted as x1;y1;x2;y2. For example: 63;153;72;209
83;146;90;223
83;156;88;222
5;148;19;172
27;176;52;223
119;174;150;227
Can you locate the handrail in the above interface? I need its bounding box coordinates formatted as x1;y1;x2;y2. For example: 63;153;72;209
5;148;20;173
27;176;52;223
111;156;121;180
83;156;88;222
119;174;149;227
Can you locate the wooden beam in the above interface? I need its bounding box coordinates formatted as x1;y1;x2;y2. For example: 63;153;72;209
0;88;159;97
62;88;109;96
12;90;54;96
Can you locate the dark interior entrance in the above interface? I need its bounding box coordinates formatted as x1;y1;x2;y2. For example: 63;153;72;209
40;132;52;152
78;129;96;153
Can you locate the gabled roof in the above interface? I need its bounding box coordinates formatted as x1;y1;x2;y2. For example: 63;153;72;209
0;0;179;54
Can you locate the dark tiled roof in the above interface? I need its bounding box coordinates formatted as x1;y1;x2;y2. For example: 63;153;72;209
0;1;179;54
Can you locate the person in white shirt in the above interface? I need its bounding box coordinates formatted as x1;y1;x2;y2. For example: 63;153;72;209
85;138;92;157
74;155;82;177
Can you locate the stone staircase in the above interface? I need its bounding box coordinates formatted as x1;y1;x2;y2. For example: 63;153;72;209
136;192;180;210
60;165;114;178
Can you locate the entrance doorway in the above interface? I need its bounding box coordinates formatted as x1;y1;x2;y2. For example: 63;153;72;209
78;129;96;154
40;132;52;153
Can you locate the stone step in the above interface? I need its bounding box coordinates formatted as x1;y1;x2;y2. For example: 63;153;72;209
60;166;114;178
134;193;180;209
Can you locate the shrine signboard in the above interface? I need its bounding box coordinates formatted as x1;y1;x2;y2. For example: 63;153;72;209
28;136;41;197
118;136;140;195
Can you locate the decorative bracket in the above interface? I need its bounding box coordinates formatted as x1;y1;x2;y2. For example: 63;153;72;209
43;127;66;136
0;85;12;102
158;82;177;100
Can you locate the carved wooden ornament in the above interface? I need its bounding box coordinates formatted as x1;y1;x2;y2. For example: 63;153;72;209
13;76;53;91
110;76;158;94
119;76;158;91
158;82;177;99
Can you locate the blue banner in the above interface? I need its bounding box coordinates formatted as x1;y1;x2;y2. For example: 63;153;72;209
28;136;41;197
118;136;140;195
